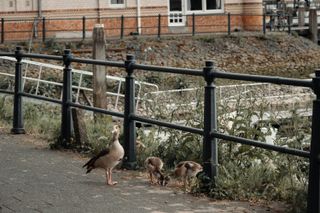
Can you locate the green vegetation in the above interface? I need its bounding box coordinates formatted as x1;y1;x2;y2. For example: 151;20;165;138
135;87;311;213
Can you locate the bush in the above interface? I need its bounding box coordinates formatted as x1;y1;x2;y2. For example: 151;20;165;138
138;85;310;212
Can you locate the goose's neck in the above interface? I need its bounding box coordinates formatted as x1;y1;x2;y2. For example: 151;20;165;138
112;134;119;142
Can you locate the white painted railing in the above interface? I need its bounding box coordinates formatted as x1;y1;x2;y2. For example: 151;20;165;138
0;56;159;111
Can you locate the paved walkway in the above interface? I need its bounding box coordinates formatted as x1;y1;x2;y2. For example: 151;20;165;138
0;132;286;213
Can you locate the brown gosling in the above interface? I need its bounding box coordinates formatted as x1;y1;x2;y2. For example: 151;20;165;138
174;161;203;191
83;125;124;186
144;157;170;186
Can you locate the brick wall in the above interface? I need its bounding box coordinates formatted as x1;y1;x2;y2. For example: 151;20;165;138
0;1;265;41
0;13;264;41
0;1;264;16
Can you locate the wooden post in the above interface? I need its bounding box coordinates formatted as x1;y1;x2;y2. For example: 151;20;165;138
72;108;89;147
298;2;305;28
309;7;318;44
92;24;107;118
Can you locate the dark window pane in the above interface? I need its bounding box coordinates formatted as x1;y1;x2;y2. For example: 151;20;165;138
207;0;216;10
170;0;182;11
190;0;202;10
207;0;222;10
111;0;124;4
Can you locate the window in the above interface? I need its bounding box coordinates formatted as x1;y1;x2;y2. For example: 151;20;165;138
9;1;13;7
111;0;124;4
26;0;30;6
187;0;222;11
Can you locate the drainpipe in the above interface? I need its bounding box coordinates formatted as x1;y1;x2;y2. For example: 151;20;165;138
37;0;42;17
97;0;101;23
136;0;141;34
15;0;17;12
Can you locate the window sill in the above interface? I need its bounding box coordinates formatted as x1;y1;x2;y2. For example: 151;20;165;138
185;9;225;15
109;4;126;9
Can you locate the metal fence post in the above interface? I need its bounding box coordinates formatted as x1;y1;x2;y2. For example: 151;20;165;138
307;69;320;213
123;54;137;170
11;46;25;134
228;13;231;35
120;15;124;39
42;17;46;42
287;14;291;35
192;13;195;36
157;14;161;39
263;13;266;35
82;16;86;40
1;18;4;43
202;61;218;179
60;49;73;147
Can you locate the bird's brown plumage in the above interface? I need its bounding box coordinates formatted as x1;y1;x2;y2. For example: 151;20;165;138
144;157;169;186
174;161;203;191
83;124;124;185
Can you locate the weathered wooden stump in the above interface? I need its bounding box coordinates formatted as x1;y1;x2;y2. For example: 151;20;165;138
92;24;107;121
309;8;318;44
72;108;89;147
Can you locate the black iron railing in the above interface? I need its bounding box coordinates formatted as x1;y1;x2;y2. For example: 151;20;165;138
0;47;319;212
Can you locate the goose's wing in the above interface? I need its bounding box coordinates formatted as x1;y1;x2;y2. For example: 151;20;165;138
83;148;110;172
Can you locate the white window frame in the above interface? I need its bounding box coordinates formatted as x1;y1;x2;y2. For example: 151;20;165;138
185;0;224;15
110;0;125;8
168;0;224;26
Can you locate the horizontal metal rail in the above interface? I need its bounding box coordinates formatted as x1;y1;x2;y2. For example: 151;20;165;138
133;64;203;76
71;57;125;68
22;53;63;61
131;64;312;88
20;92;63;105
0;53;15;57
68;102;124;118
131;114;203;135
213;70;313;88
211;131;310;158
0;89;14;95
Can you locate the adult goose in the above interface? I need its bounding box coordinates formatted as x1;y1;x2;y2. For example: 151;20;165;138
83;124;124;185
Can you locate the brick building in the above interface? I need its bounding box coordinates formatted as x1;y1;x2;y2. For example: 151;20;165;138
0;0;263;19
0;0;264;40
